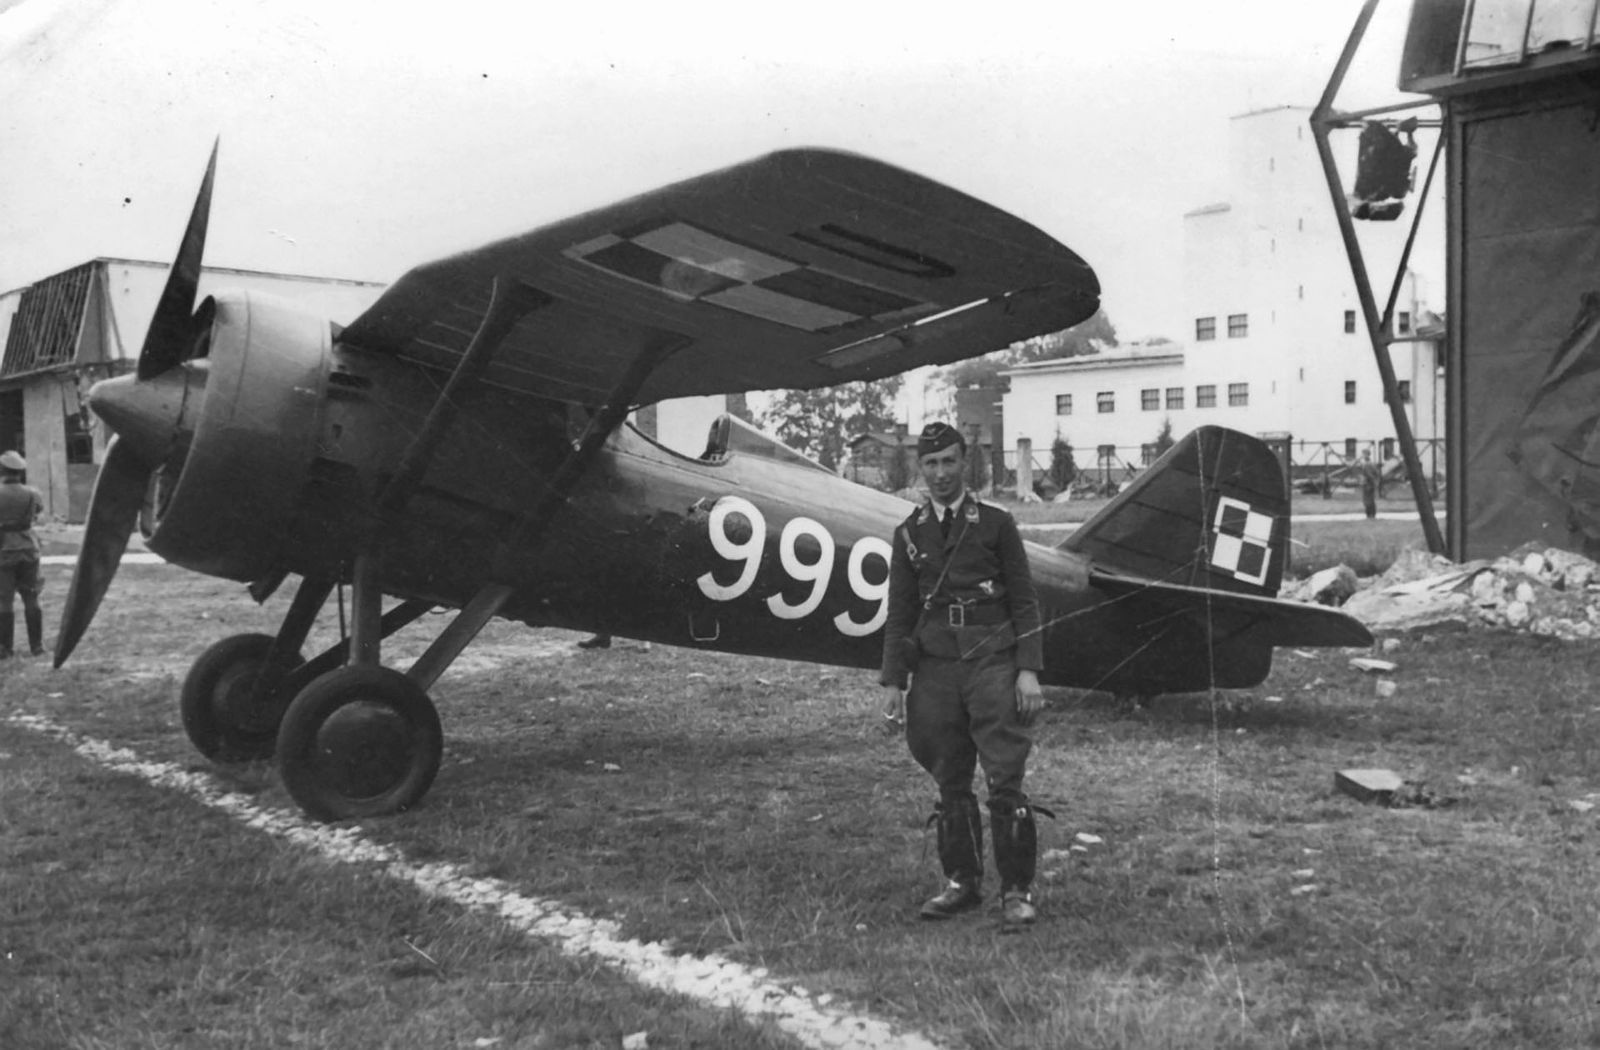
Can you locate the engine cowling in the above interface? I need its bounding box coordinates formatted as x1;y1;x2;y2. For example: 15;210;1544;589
141;290;331;581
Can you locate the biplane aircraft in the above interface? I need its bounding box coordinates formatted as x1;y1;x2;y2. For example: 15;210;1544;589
54;144;1371;822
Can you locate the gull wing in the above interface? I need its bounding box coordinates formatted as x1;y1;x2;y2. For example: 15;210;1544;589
339;148;1098;403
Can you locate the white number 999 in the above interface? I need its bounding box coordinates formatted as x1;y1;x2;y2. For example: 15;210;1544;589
695;496;890;636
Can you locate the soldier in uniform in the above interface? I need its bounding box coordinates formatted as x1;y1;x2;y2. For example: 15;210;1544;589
0;451;45;658
1357;449;1382;519
879;422;1046;927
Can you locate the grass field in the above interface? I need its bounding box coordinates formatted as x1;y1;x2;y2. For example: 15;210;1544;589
6;550;1594;1049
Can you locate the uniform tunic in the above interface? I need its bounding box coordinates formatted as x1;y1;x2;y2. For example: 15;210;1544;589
0;479;42;609
879;493;1042;800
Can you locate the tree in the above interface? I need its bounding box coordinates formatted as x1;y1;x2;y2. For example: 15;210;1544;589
1153;417;1175;459
1049;434;1078;493
759;377;903;470
965;436;989;493
884;438;912;493
940;309;1120;393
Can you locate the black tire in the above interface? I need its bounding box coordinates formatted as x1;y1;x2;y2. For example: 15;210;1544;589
275;665;442;822
180;633;305;762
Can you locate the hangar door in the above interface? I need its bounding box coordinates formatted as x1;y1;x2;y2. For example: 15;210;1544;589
1457;91;1600;559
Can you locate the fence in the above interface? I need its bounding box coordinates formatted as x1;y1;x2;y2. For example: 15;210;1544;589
993;438;1446;500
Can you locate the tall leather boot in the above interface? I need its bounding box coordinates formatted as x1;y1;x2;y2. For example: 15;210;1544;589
0;612;14;659
991;798;1040;928
24;607;43;656
920;793;983;919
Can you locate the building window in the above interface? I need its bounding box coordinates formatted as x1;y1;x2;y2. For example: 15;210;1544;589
1165;386;1184;410
1141;388;1159;411
1397;311;1412;335
1097;391;1115;414
64;411;94;466
1055;394;1072;416
1344;310;1356;333
1196;384;1217;409
1141;443;1160;466
1097;444;1117;469
1397;380;1412;403
1228;382;1249;407
1196;316;1216;341
1345;438;1358;458
1227;314;1249;338
1381;438;1395;460
1344;380;1357;404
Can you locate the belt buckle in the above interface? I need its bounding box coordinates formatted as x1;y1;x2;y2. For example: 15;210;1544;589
947;604;965;627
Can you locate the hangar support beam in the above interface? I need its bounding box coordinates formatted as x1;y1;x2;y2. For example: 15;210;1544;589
1311;0;1447;556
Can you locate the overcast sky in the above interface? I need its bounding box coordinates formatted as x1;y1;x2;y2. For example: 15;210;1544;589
0;0;1419;342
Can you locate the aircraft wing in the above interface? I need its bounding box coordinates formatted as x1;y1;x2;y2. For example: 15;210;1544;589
1091;571;1374;649
339;148;1099;404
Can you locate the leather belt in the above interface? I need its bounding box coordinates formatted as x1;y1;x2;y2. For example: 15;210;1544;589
940;603;1009;627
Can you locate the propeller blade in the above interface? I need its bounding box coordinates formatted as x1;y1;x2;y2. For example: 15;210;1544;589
137;138;218;380
53;437;152;668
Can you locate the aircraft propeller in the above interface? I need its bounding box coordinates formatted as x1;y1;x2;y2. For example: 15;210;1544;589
54;141;219;667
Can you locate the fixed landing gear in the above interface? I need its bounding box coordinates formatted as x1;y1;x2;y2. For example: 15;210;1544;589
180;633;304;762
175;569;448;822
275;665;442;822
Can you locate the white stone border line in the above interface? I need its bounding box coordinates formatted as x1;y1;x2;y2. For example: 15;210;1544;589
7;712;949;1050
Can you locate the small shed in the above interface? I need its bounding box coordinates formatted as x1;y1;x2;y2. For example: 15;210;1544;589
845;426;918;491
0;258;386;521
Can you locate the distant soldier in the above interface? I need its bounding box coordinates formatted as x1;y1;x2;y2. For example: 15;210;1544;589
1358;449;1381;520
0;451;45;657
878;421;1047;928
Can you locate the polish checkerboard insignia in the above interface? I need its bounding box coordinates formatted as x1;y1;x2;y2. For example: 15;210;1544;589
1210;496;1275;586
566;221;932;332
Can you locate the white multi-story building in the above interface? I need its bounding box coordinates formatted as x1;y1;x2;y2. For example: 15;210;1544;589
1001;106;1442;476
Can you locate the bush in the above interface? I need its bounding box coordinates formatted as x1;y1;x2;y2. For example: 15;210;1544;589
1049;436;1077;492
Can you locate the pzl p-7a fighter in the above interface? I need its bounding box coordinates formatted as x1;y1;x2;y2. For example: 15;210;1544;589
55;145;1371;822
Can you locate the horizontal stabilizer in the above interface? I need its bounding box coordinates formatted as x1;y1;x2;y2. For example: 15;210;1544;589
1091;570;1373;651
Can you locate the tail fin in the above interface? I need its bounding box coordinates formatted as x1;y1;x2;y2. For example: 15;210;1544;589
1062;426;1288;596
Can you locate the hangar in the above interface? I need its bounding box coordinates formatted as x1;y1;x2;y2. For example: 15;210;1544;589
0;259;386;522
1322;0;1600;559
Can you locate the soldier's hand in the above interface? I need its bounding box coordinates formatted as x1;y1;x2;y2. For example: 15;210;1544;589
879;685;906;735
1015;670;1044;726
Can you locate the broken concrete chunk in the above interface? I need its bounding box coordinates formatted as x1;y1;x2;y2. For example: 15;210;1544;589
1307;565;1358;607
1349;657;1398;673
1374;679;1397;698
1335;768;1405;804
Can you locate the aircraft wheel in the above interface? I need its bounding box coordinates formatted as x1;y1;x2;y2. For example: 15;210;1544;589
180;633;305;762
275;665;442;822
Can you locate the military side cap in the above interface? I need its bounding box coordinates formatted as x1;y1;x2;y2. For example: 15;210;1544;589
0;451;25;471
917;421;964;458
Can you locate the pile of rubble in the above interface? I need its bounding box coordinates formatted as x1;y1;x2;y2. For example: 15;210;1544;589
1283;545;1600;639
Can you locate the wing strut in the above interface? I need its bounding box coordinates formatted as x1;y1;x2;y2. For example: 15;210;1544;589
337;275;546;670
377;277;551;519
404;333;688;690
